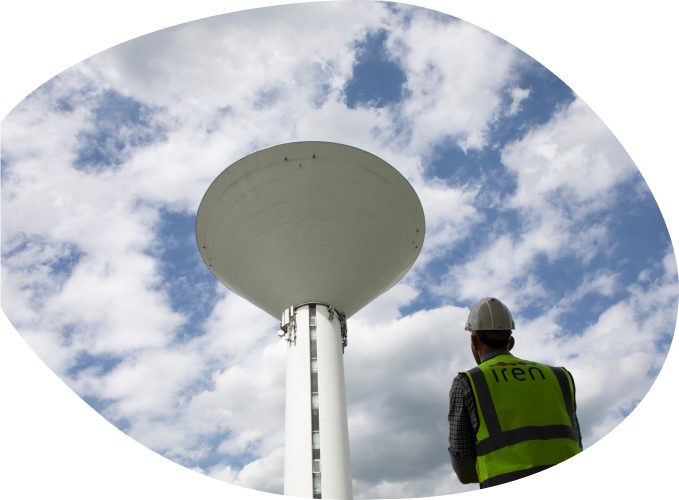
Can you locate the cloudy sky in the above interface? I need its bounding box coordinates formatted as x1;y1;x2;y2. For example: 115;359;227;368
1;1;678;499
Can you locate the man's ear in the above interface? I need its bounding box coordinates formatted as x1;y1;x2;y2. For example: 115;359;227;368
507;335;515;352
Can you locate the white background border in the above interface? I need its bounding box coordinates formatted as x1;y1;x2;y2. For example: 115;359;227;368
2;1;677;498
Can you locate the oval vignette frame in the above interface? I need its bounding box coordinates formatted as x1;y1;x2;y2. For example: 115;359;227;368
1;2;677;500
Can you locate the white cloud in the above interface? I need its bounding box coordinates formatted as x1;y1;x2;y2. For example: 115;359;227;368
45;254;182;354
503;97;637;215
197;290;280;363
353;462;476;498
438;97;641;307
204;462;237;484
90;3;387;120
514;250;677;446
506;86;531;116
232;447;285;492
46;287;290;487
98;349;203;418
385;10;522;152
13;326;76;376
353;283;420;324
413;180;482;266
344;305;471;497
567;271;619;304
205;447;285;493
438;232;552;307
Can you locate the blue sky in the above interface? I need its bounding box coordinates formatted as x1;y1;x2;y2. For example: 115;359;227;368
1;2;678;498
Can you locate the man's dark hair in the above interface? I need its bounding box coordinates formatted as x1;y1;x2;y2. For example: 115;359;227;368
474;330;512;349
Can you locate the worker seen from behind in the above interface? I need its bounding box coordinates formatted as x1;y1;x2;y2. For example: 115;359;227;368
448;297;583;488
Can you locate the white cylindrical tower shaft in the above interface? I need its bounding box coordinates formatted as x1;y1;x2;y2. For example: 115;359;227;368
283;304;352;500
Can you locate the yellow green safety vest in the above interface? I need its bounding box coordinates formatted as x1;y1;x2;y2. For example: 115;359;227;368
464;354;582;488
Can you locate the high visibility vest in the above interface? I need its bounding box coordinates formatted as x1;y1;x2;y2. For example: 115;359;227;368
464;354;582;488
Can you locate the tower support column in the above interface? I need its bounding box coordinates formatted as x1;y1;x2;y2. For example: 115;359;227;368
283;304;352;500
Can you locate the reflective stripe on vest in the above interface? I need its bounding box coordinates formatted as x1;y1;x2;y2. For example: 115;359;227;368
465;354;582;487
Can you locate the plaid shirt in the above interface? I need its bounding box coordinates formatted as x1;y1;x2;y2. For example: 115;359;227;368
447;352;502;475
447;351;583;477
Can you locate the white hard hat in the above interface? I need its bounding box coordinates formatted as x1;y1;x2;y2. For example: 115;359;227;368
465;297;515;331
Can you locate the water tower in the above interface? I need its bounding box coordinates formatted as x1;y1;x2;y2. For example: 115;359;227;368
195;141;425;499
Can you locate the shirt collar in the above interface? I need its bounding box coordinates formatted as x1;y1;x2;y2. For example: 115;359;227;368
479;351;511;363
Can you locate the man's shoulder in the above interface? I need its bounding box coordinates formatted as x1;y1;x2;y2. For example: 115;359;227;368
451;371;472;390
453;368;474;379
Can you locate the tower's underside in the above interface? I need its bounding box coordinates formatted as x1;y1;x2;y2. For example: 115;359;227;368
195;141;425;320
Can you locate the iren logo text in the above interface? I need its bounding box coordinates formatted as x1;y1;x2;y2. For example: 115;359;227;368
489;361;546;383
